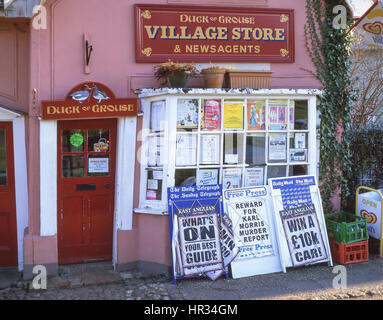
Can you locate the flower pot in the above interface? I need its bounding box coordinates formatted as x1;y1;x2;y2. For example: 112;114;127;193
225;71;273;89
168;71;191;88
201;68;226;88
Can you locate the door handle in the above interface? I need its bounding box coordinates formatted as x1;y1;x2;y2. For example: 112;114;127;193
104;183;110;189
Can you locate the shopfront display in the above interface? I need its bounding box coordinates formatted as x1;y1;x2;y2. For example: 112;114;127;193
138;88;319;212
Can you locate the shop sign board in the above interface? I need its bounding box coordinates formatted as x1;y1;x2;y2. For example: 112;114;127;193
135;4;294;62
224;187;284;279
41;82;138;120
168;185;238;283
269;176;332;268
357;188;383;239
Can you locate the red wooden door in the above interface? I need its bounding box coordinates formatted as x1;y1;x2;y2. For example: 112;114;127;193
0;122;18;267
57;119;117;264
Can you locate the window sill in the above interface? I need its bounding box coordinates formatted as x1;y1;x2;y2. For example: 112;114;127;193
134;207;168;216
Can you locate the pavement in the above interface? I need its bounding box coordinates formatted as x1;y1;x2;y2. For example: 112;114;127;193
2;254;383;300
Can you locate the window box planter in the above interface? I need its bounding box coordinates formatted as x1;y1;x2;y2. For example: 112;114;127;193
225;71;272;89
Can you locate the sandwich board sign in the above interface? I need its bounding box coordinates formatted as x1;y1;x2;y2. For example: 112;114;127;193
168;185;237;283
269;175;332;268
224;186;285;279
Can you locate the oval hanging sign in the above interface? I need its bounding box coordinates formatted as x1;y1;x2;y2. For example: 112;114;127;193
41;82;138;120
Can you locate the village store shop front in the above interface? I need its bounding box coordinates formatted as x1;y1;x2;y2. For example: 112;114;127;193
18;0;326;279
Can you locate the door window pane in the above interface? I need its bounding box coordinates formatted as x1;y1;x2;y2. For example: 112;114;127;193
0;129;7;185
88;129;110;152
246;134;265;165
88;155;110;177
62;130;85;153
62;155;85;178
289;165;307;176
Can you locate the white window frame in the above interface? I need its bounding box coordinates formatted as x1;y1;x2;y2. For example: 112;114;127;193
137;89;320;215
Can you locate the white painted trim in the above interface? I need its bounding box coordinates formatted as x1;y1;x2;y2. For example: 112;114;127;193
39;120;57;237
12;117;29;271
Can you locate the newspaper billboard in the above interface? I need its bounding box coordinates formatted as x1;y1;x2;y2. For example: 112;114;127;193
224;187;284;279
168;185;238;283
269;175;332;267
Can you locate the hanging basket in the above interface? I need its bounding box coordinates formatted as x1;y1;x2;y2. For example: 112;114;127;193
168;71;191;88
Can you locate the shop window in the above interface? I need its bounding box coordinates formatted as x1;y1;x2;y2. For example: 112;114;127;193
139;94;315;210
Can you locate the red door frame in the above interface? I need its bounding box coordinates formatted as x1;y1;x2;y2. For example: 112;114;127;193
0;122;18;267
57;119;117;265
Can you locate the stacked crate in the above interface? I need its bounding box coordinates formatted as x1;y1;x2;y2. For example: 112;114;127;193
325;211;369;264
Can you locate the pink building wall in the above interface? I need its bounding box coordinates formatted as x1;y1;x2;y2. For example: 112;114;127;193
2;0;323;276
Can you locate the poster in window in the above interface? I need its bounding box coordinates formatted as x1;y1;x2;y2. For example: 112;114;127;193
289;100;295;130
294;133;306;149
268;100;288;130
224;102;243;129
244;167;264;187
176;134;197;166
151;100;165;132
290;149;307;162
200;135;220;164
269;134;287;161
88;157;109;173
177;99;199;128
222;168;242;190
203;99;221;130
197;169;219;186
247;101;265;130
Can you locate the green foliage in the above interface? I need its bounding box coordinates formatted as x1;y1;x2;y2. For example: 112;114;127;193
344;126;383;210
304;0;354;212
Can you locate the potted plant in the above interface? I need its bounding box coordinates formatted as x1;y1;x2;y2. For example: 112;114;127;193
154;60;199;88
200;64;231;88
225;69;273;89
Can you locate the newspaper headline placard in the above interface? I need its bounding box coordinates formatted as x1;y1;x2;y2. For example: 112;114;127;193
168;185;238;283
269;176;332;267
224;187;284;278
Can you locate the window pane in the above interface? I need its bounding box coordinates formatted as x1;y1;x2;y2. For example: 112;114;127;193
177;99;199;132
224;133;243;164
293;100;308;130
223;168;242;189
149;136;165;167
150;100;166;132
62;155;85;178
268;100;288;130
247;100;266;130
146;170;163;201
289;165;307;176
197;168;219;186
267;165;287;180
176;134;197;166
202;99;221;131
88;155;110;177
0;129;7;185
88;129;110;152
175;169;196;187
246;134;265;165
268;133;287;163
200;135;220;165
224;100;244;130
62;130;85;153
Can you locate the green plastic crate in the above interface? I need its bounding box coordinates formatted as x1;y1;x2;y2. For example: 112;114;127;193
325;211;368;244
